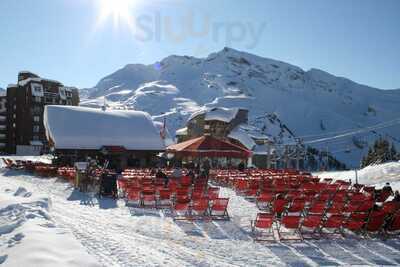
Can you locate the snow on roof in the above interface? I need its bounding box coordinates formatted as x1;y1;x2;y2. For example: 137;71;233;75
228;125;256;150
18;77;62;87
187;108;207;122
175;127;188;136
44;105;165;151
7;84;18;88
205;107;239;123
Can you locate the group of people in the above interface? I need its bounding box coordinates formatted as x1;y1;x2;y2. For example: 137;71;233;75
379;182;400;202
153;159;212;187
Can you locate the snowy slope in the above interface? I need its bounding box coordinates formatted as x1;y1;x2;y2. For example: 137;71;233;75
81;47;400;167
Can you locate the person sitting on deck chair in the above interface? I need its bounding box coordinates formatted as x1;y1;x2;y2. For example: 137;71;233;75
393;191;400;202
382;182;394;196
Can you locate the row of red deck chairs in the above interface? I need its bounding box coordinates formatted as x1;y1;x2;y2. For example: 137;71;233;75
211;169;400;241
118;175;230;220
2;158;60;177
251;200;400;241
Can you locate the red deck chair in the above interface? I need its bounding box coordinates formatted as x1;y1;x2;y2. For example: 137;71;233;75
173;202;190;219
307;201;327;216
157;189;172;208
192;190;206;201
244;188;259;199
386;213;400;236
326;201;345;216
382;201;400;215
126;189;141;206
355;200;374;213
256;192;275;210
377;190;393;203
207;187;220;201
301;214;323;238
343;219;365;235
234;180;248;195
278;215;303;241
271;199;289;217
318;192;332;202
191;198;210;219
142;193;156;207
286;199;305;215
251;213;275;241
365;210;386;235
209;198;230;220
180;176;192;187
321;214;345;236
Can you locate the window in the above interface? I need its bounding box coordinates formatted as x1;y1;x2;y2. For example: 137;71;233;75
34;85;42;92
34;96;41;103
13;123;16;128
33;135;39;141
204;125;210;130
33;125;40;133
33;106;42;114
33;116;40;122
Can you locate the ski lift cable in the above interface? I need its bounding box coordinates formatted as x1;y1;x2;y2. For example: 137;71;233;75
298;117;400;140
303;119;400;145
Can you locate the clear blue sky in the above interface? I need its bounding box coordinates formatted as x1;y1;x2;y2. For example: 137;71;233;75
0;0;399;89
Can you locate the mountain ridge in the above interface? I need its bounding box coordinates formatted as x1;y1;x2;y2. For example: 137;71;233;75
81;47;400;167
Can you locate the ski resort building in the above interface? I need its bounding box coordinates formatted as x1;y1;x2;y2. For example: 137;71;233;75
44;106;165;170
0;92;7;153
6;71;80;155
175;107;276;167
177;107;249;143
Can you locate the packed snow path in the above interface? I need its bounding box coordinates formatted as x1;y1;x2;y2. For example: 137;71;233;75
2;170;400;267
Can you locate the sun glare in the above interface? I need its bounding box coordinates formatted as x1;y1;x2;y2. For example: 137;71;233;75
97;0;137;29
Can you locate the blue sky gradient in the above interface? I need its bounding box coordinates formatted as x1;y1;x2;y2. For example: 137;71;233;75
0;0;399;89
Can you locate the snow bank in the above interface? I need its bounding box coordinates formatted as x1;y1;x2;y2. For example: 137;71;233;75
0;184;99;267
316;161;400;190
44;105;165;151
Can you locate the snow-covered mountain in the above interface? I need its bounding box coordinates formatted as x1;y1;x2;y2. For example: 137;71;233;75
81;47;400;167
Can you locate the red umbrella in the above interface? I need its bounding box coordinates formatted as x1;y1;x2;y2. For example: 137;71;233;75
167;135;252;158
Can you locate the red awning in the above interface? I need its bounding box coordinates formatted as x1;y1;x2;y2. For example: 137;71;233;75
167;136;252;158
